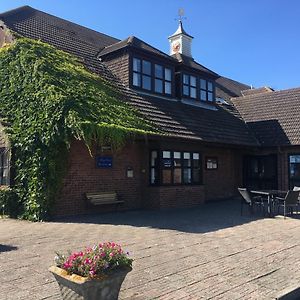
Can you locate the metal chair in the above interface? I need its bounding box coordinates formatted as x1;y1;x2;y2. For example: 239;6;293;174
275;190;300;218
238;188;265;216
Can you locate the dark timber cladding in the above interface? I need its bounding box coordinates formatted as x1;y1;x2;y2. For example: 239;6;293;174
1;5;300;215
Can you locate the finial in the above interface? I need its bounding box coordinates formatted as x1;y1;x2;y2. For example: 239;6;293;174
175;8;187;23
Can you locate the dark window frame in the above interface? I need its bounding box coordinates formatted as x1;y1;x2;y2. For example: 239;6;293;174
131;56;174;97
182;73;215;102
205;157;218;170
0;149;9;186
150;149;202;186
288;153;300;189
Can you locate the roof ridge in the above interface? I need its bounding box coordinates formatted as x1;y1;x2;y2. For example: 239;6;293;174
232;86;300;102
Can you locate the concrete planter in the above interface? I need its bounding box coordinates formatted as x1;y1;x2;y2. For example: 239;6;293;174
49;266;131;300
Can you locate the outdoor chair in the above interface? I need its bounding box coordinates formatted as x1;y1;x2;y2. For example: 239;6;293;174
238;188;266;216
275;190;300;218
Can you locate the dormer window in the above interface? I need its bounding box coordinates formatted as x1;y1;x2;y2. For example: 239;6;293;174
183;74;197;98
154;64;172;95
182;73;215;102
132;56;173;96
133;58;151;90
200;79;214;102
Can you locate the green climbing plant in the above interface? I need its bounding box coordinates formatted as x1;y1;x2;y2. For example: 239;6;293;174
0;38;159;221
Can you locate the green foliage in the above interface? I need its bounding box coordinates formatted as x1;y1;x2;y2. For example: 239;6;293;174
0;187;20;218
0;38;158;221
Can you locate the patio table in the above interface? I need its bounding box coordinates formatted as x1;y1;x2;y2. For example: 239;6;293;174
250;190;287;217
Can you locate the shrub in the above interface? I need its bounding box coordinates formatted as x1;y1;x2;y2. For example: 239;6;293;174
54;242;133;278
0;186;20;218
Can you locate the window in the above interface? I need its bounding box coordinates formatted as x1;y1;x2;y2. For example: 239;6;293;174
183;74;197;98
132;58;151;90
132;57;172;95
289;154;300;188
0;149;9;185
200;79;214;102
154;64;172;95
150;150;202;185
206;157;218;170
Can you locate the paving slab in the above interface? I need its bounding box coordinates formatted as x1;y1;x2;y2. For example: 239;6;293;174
1;199;300;299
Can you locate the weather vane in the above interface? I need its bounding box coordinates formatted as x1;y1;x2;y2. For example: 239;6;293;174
175;8;187;22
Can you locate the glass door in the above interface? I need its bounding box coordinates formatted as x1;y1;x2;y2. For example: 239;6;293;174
243;154;278;190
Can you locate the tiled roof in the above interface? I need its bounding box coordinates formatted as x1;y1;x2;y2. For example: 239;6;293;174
216;77;250;99
98;36;173;61
172;53;218;77
241;86;273;97
0;6;119;59
0;5;259;147
232;88;300;146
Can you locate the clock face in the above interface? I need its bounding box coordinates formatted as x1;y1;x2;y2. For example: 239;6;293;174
172;41;181;53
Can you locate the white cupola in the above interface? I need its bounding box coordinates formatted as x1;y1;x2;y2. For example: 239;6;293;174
168;20;193;58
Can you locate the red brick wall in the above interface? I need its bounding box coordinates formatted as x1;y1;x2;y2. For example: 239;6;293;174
55;139;245;216
203;148;243;201
55;139;147;216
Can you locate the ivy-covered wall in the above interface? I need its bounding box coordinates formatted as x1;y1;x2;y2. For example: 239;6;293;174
0;38;158;221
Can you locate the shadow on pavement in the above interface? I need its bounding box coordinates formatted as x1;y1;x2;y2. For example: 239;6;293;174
53;199;268;234
0;244;18;253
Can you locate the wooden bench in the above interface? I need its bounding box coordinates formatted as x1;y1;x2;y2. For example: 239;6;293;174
86;192;124;210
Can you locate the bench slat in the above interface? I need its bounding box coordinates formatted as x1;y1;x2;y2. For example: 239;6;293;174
86;192;123;207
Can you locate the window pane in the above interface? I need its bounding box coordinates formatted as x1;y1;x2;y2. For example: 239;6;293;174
208;81;213;91
133;72;141;87
184;152;190;159
142;75;151;90
193;168;200;183
143;60;151;75
183;168;192;184
165;82;171;94
190;76;196;87
174;152;181;167
190;87;196;99
208;92;213;102
133;58;141;72
200;79;206;90
183;152;191;167
163;151;171;158
165;68;171;81
162;169;172;184
155;64;163;79
155;79;163;93
183;74;189;84
174;168;182;184
200;90;207;101
193;153;200;160
183;85;189;96
151;168;158;184
151;151;157;167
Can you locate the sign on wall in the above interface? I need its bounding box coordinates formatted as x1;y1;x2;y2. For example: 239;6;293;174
96;156;113;168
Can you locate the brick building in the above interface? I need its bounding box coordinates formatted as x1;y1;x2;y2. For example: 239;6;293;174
0;6;300;216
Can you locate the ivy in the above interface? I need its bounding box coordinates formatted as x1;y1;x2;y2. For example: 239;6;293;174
0;38;159;221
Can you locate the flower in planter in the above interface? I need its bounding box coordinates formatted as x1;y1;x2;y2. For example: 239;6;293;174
54;242;133;279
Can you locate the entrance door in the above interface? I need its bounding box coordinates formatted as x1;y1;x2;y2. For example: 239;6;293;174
243;154;278;190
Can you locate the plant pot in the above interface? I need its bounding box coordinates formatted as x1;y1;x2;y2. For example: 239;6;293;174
49;266;132;300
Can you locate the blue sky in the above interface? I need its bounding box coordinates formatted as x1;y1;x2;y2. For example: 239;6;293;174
1;0;300;90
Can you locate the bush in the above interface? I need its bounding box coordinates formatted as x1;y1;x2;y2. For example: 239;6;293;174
0;186;20;218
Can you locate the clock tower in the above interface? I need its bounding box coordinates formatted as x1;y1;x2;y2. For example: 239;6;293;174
168;20;193;58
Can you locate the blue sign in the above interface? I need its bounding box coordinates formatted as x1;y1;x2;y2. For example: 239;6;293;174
96;156;113;168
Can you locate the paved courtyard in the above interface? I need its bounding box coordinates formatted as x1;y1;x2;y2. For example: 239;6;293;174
1;199;300;299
